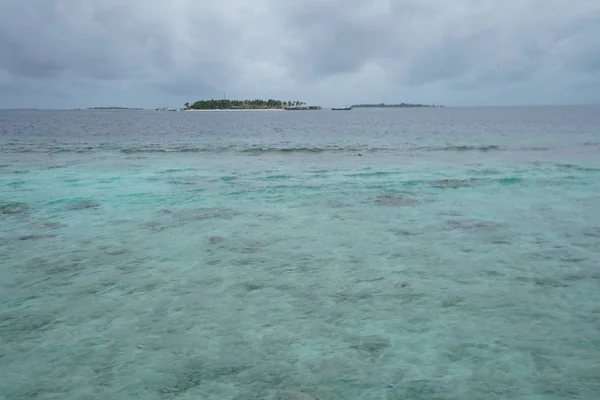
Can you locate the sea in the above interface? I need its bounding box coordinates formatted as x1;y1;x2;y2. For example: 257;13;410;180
1;106;599;399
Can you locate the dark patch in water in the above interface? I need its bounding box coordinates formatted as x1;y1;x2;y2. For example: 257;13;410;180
263;174;290;180
8;180;26;186
208;236;226;244
520;146;550;151
1;311;57;340
430;179;472;188
347;334;392;359
108;219;135;225
122;147;208;154
532;277;571;288
158;358;251;395
333;288;379;303
560;272;598;283
1;203;29;215
159;209;172;214
18;234;57;241
173;207;238;221
583;227;600;238
427;145;500;152
494;177;523;185
559;255;587;263
446;219;503;231
33;257;84;276
516;276;570;288
67;200;101;210
241;282;264;292
105;248;130;256
35;221;68;229
168;178;197;185
438;210;463;217
326;199;346;208
390;228;423;236
387;380;443;398
552;163;600;173
488;238;512;245
228;239;266;254
255;213;283;221
375;195;419;206
356;276;385;283
441;295;465;307
556;163;581;169
241;147;330;155
346;171;402;178
141;221;168;233
159;168;195;174
275;389;318;400
125;282;159;294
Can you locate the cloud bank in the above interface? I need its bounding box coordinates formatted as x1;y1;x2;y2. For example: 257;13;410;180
1;0;599;108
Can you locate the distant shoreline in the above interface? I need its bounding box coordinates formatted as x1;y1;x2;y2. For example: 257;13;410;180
87;107;144;110
184;108;285;112
353;103;442;108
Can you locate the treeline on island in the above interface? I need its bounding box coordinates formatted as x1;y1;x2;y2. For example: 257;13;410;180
184;99;307;110
352;103;442;108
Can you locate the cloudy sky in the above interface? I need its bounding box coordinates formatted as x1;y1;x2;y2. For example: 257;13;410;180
1;0;599;108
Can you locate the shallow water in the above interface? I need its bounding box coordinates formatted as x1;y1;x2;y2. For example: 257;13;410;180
1;107;600;399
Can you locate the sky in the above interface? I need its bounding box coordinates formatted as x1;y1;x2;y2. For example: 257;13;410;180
1;0;599;109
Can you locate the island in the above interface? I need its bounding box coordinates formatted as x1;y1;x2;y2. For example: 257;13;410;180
352;103;442;108
184;99;320;110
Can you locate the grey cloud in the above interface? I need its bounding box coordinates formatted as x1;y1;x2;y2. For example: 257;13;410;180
1;2;141;80
277;0;436;79
0;0;599;108
405;30;497;86
280;5;387;76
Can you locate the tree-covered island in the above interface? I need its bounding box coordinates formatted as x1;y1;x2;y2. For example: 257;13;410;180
185;99;307;110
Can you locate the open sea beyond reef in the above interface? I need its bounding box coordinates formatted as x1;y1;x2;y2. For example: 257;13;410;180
1;106;600;400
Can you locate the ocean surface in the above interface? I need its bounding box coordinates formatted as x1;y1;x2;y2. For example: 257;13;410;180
1;106;600;400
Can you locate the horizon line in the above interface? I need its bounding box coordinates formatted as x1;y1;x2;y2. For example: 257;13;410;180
2;103;600;111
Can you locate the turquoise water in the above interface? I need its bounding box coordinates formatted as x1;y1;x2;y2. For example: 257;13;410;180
1;107;600;399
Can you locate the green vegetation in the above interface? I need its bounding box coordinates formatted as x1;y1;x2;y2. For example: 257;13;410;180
185;99;307;110
352;103;442;108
